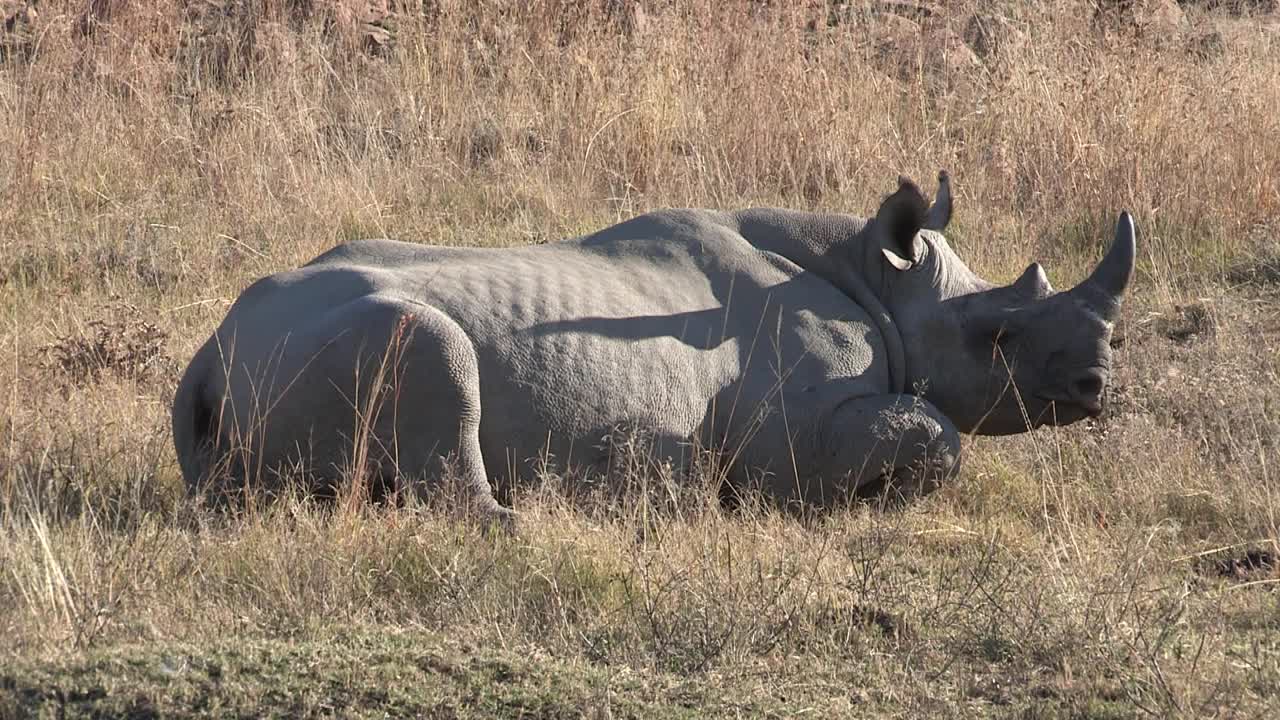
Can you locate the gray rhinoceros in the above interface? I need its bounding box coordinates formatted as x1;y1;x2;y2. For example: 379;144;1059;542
172;173;1134;524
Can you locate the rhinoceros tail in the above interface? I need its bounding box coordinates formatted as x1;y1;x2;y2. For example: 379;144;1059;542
172;340;218;493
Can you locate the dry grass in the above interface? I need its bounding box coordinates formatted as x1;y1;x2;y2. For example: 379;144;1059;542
2;0;1280;716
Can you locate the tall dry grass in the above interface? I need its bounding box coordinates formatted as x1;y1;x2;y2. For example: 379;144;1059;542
2;0;1280;715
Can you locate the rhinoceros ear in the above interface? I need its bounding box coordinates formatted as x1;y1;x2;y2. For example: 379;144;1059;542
924;170;952;231
876;177;929;271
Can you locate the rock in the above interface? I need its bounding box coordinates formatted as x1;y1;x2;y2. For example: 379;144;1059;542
872;0;941;21
1186;26;1226;59
1177;0;1277;15
603;0;650;37
318;124;405;159
926;26;987;86
361;20;395;56
868;13;986;91
468;125;503;168
869;12;923;51
330;0;396;54
1094;0;1188;37
1144;0;1189;32
961;11;1027;62
1;1;37;61
76;0;127;38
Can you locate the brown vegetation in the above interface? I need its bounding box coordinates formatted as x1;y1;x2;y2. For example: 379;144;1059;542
2;1;1279;716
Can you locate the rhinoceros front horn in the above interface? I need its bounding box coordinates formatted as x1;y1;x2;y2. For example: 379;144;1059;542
1071;212;1136;321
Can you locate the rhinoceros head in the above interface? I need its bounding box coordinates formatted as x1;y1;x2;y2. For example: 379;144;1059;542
868;174;1135;435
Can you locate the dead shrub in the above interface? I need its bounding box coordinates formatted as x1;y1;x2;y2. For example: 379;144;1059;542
0;246;62;289
38;305;173;388
1196;546;1279;581
1226;227;1280;289
1156;301;1220;343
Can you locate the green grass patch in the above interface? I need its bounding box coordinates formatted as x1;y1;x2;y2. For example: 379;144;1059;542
0;630;740;719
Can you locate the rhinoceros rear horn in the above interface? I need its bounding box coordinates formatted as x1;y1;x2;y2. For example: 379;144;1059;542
877;177;929;271
1072;211;1136;320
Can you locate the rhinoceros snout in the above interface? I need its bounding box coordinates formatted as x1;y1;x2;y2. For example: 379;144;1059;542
1065;366;1108;415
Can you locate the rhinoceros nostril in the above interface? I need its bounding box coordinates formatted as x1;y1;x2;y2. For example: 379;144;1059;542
1068;369;1106;410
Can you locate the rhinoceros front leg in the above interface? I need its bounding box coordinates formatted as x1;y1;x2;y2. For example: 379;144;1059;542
832;394;962;506
748;393;961;509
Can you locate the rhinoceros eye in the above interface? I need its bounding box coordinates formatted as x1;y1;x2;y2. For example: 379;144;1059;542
994;325;1019;347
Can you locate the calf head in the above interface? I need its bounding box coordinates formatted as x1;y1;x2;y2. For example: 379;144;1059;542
869;174;1135;435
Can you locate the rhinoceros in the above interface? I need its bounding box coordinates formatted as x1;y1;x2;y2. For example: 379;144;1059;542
172;173;1134;525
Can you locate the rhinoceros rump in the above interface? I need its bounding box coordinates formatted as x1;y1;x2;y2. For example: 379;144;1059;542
172;173;1134;525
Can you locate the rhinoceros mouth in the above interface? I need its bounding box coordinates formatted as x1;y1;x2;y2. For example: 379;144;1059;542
1032;363;1110;421
1031;395;1101;423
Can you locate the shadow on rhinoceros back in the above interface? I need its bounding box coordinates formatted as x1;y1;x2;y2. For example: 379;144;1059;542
171;170;1135;529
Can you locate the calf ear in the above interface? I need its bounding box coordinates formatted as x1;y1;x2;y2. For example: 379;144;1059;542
876;177;929;271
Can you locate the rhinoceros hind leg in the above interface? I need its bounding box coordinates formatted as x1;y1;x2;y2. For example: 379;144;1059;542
359;296;516;531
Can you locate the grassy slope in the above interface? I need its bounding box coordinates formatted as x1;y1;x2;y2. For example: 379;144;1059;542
3;1;1280;717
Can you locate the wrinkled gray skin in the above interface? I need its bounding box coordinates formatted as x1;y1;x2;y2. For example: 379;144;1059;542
173;172;1135;527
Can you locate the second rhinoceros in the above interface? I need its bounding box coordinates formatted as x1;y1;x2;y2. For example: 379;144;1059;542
172;173;1135;525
